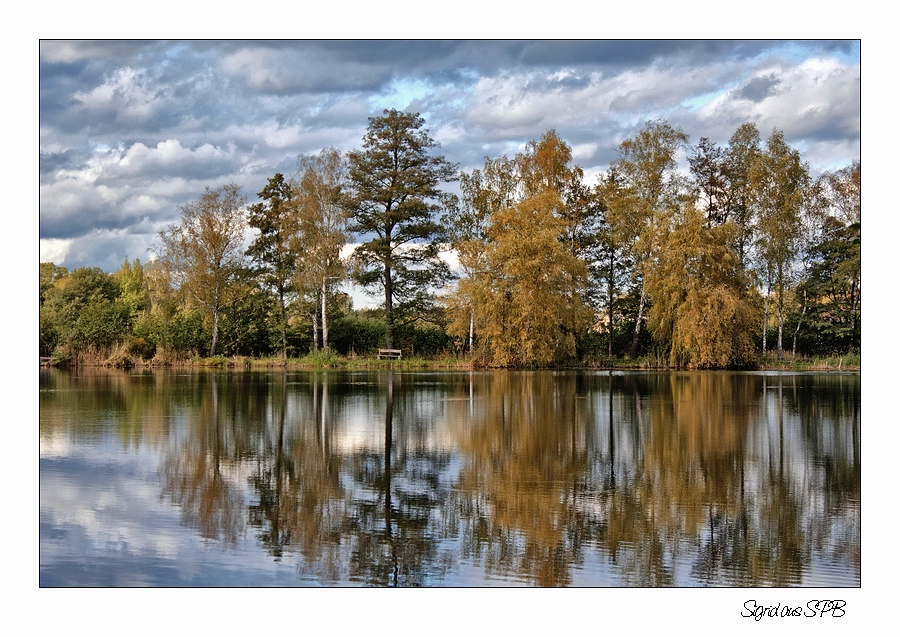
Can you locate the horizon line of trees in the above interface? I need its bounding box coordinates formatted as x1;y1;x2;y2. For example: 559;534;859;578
40;110;860;368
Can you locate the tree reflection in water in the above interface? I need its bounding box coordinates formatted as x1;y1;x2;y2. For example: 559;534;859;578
147;369;859;586
161;374;246;546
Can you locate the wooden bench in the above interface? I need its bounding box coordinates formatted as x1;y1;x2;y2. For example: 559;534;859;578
377;349;402;360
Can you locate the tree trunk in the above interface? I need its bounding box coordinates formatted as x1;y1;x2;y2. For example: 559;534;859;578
279;286;287;359
792;289;806;359
762;276;770;356
384;262;393;349
776;265;784;362
469;310;474;353
311;310;319;352
608;252;615;359
210;304;220;357
849;276;859;353
629;278;646;359
321;281;329;352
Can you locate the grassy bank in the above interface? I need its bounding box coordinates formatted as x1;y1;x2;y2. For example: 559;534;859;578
197;351;473;370
43;348;859;372
756;353;860;371
584;353;860;371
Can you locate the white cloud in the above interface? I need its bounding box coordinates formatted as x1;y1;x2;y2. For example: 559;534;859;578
696;57;859;142
571;143;598;162
40;238;73;264
74;67;165;122
463;65;720;143
116;139;232;176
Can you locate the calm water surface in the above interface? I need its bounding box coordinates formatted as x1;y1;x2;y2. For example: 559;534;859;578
39;368;860;587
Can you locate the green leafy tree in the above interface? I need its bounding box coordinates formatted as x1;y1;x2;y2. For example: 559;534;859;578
40;262;68;305
246;173;299;358
113;258;148;321
136;258;199;357
217;278;276;356
156;184;248;357
40;262;69;356
724;123;762;270
347;109;457;349
751;130;809;360
41;266;130;356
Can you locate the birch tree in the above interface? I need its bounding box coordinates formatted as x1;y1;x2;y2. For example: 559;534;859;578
606;120;690;358
751;129;809;361
724;123;762;270
441;155;516;354
156;184;248;357
294;148;350;353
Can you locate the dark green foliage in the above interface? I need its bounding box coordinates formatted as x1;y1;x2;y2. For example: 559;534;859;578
217;286;276;357
328;315;386;356
128;337;156;360
39;310;58;357
41;266;132;354
791;219;861;355
348;109;457;348
163;311;210;355
246;173;298;356
394;323;455;357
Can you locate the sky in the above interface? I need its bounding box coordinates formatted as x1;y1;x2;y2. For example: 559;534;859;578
39;39;860;276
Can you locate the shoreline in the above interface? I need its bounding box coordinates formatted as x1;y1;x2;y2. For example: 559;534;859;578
40;353;860;372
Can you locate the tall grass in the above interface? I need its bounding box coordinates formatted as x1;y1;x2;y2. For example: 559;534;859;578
298;350;345;368
759;352;860;370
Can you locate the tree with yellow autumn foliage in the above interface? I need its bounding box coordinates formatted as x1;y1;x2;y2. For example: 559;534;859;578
645;205;759;368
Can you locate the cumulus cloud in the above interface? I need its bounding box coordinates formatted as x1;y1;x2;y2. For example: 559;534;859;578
110;139;237;180
694;56;859;144
40;238;73;264
39;40;860;271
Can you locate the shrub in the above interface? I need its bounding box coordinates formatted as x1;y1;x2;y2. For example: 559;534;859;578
128;337;156;360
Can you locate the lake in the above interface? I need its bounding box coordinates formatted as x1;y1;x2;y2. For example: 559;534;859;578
39;367;860;587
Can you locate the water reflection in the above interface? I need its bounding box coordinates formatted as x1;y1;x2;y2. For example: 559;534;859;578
39;368;860;587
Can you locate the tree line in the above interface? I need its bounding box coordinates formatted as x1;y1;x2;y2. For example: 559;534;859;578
40;109;860;368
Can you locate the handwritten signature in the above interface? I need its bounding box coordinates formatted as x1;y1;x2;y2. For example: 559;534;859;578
742;600;846;620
